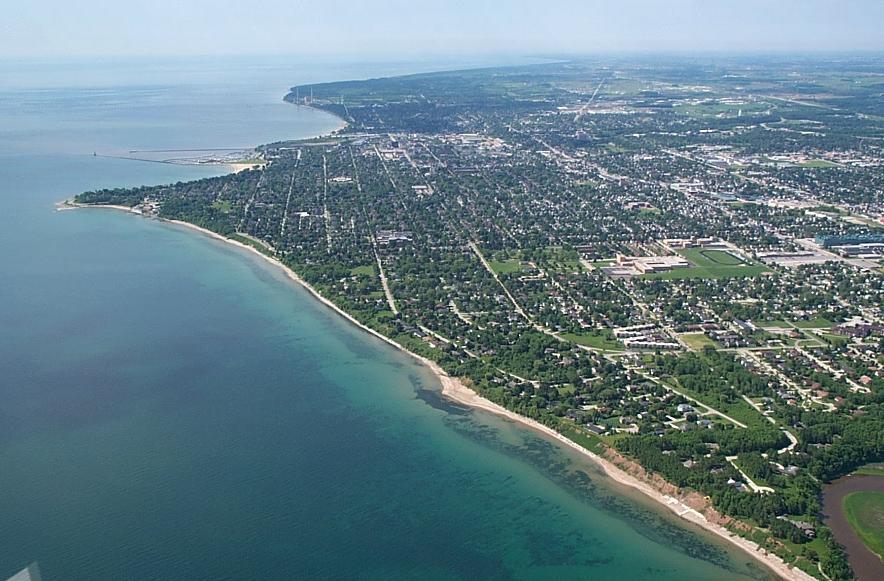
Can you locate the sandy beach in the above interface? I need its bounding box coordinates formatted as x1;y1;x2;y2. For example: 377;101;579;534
226;162;263;173
62;186;814;581
58;201;141;213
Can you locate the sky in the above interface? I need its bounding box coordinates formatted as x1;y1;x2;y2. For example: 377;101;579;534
3;0;884;59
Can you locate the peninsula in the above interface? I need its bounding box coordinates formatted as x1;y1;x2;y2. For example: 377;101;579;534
74;58;883;581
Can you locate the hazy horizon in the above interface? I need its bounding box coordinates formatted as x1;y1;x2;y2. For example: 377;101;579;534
5;0;884;59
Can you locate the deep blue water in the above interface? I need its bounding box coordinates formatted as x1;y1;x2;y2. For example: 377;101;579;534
0;56;776;580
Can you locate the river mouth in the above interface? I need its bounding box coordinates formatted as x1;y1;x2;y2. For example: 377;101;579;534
821;473;884;580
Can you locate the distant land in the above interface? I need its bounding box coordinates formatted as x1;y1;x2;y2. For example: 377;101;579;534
74;56;884;581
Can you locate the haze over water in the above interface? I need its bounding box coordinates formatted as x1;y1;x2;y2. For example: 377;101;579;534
0;56;775;580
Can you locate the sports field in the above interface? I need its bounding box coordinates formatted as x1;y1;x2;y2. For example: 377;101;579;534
643;247;770;280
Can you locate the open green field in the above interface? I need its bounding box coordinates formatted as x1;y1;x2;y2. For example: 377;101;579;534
489;260;526;275
211;200;232;213
809;204;847;215
800;160;839;169
350;264;376;277
757;320;792;329
643;247;770;280
792;318;834;329
854;464;884;477
819;333;849;347
679;332;717;350
559;421;607;454
674;100;771;118
843;492;884;560
601;78;651;96
562;330;623;351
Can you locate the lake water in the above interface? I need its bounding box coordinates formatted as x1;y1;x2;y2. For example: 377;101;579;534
0;56;776;580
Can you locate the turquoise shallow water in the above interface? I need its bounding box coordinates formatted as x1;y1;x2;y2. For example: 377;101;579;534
0;57;776;580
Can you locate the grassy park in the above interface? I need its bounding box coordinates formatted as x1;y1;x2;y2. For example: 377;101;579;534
489;259;526;275
679;332;717;350
562;330;623;351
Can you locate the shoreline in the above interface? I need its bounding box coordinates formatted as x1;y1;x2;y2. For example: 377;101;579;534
286;99;349;137
58;201;139;213
66;202;813;581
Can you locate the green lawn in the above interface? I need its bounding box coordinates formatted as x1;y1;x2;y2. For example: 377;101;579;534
854;464;884;477
796;336;826;348
675;101;770;118
819;332;849;347
843;492;884;560
350;264;376;277
489;260;526;275
800;160;839;169
792;318;834;329
643;247;770;280
560;421;607;454
562;330;623;351
557;384;576;396
809;204;847;215
679;332;717;350
211;200;232;213
757;320;792;329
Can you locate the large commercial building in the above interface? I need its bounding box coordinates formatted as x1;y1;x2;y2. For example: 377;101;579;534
615;254;690;274
815;234;884;248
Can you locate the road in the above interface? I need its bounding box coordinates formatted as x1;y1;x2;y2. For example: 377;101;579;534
726;456;775;494
468;241;530;321
635;370;749;429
